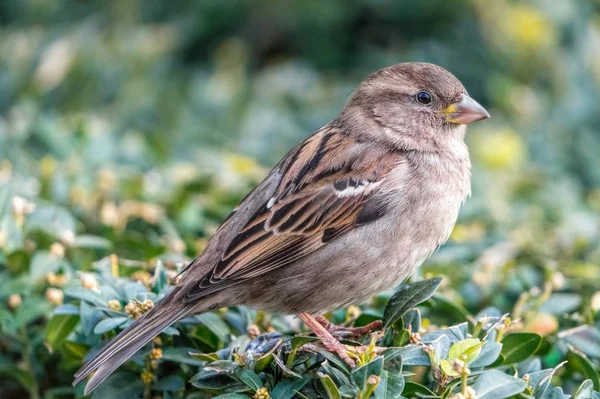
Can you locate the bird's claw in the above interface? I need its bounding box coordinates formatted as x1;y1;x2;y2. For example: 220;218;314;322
315;316;383;337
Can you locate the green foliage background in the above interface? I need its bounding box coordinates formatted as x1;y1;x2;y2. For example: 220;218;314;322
1;0;600;398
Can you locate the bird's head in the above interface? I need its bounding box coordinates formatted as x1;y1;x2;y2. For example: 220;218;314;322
343;62;490;152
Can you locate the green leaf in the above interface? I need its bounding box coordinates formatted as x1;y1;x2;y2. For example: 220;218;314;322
152;259;167;293
197;312;232;342
235;368;263;390
80;300;104;335
0;365;36;394
539;293;582;315
154;375;185;391
13;296;51;327
93;316;128;334
382;348;404;374
72;234;112;249
290;335;320;349
469;341;502;368
45;313;80;350
559;326;600;358
63;341;90;360
574;380;595;399
472;370;527;399
25;204;76;240
91;371;144;399
544;387;570;399
526;362;567;398
396;345;430;366
402;382;436;397
189;351;220;362
501;333;542;364
351;356;383;390
163;347;206;366
65;286;107;306
190;368;246;392
448;338;483;363
29;251;63;281
568;349;600;390
383;277;442;329
318;372;342;399
271;376;311;399
374;370;404;399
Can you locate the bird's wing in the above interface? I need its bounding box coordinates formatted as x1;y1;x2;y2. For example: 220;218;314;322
183;127;404;302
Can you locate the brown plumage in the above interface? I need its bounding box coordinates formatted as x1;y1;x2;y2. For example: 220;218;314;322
74;62;489;393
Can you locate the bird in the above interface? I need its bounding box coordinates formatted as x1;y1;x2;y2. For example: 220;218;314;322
73;62;489;394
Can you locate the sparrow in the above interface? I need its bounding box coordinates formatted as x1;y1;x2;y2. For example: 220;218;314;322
74;62;489;394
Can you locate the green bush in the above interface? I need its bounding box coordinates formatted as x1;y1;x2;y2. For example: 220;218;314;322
1;0;600;398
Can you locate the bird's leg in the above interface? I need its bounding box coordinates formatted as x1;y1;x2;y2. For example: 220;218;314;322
297;312;356;367
315;315;383;337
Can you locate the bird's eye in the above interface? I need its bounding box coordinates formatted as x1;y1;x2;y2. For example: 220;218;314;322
416;91;432;105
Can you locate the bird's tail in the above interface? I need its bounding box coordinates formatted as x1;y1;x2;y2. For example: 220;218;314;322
73;298;193;395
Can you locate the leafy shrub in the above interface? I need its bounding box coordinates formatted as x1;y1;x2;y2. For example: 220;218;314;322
2;1;600;398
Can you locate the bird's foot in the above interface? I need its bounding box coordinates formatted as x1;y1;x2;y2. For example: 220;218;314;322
315;315;383;337
297;312;357;367
320;336;357;368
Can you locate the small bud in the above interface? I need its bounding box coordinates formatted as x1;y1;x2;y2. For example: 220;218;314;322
150;348;163;360
452;359;465;373
108;299;121;311
11;195;36;216
367;375;380;386
591;291;600;312
171;239;186;254
50;242;65;258
142;299;154;312
97;169;116;192
247;324;260;339
80;273;99;291
131;271;152;286
140;370;154;385
409;332;421;344
8;293;22;309
551;272;565;290
100;201;119;226
152;337;162;346
423;344;435;353
465;386;476;399
125;302;140;318
60;230;75;246
150;360;158;370
46;288;64;305
522;374;530;384
254;387;270;399
346;305;361;320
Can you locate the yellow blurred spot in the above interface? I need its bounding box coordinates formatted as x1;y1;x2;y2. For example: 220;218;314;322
40;156;57;178
473;129;525;170
506;6;554;50
225;153;265;178
450;222;486;243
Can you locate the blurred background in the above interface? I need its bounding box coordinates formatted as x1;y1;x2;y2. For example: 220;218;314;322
1;0;600;397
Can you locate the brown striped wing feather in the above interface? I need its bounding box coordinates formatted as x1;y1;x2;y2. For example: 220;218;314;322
184;128;403;302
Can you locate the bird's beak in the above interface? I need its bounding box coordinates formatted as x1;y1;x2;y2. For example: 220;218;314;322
442;95;490;125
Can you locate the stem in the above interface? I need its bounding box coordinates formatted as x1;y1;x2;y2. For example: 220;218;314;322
461;372;468;396
20;327;40;399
